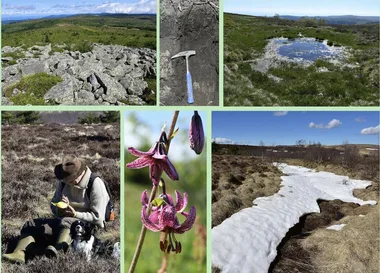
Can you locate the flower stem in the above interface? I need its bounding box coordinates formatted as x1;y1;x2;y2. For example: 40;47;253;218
128;110;180;273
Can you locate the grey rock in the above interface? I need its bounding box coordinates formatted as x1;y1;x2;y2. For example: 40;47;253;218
1;97;13;105
127;53;140;65
44;74;81;104
2;43;156;105
12;88;22;96
94;88;105;99
128;95;147;105
77;90;95;101
109;64;127;78
95;72;127;100
19;59;50;75
121;75;148;96
82;82;93;92
102;94;117;104
2;57;14;62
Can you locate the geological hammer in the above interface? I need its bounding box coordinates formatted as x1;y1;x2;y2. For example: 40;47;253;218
171;50;196;104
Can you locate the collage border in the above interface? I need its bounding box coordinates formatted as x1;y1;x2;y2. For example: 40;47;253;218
0;1;379;273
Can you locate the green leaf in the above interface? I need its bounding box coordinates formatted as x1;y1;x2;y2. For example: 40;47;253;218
151;197;165;207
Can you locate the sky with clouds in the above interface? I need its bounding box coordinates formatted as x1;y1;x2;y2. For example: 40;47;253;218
212;111;379;146
124;111;207;162
2;0;156;17
224;0;379;16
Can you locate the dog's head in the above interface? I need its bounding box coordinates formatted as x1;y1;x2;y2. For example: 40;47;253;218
70;220;94;240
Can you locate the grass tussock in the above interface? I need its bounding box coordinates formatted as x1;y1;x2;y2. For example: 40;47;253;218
5;73;63;105
212;154;283;227
302;208;379;273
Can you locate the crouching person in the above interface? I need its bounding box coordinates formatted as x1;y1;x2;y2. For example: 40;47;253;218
3;155;110;263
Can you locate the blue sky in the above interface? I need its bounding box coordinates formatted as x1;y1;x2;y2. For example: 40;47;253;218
213;111;380;146
224;0;380;16
1;0;156;17
125;111;207;161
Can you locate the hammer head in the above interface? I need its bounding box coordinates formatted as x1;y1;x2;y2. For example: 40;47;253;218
171;50;196;60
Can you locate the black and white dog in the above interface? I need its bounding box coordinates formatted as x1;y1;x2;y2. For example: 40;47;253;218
70;220;100;261
70;220;120;261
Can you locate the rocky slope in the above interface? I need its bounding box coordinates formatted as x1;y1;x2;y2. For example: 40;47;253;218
2;43;156;105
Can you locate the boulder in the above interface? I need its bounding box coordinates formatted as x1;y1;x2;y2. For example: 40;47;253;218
102;94;117;104
77;90;95;101
44;74;81;104
95;72;127;100
19;59;50;75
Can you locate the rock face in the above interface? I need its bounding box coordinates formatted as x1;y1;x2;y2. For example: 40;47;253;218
160;0;219;106
2;43;156;105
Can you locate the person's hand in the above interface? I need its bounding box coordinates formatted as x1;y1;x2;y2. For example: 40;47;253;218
61;195;70;205
61;205;77;217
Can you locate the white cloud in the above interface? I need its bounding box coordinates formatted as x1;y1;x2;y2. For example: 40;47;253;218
95;1;156;14
309;119;342;129
273;111;288;116
3;1;156;15
309;122;324;129
4;4;36;11
360;125;380;135
213;138;235;144
325;119;342;129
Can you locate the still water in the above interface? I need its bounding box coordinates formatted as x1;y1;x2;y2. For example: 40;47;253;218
275;38;337;61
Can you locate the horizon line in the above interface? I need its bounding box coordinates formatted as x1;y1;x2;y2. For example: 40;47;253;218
224;11;380;17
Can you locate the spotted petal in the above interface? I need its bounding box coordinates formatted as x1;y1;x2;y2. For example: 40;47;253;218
149;163;163;186
126;156;152;169
141;205;162;232
128;143;156;157
175;206;196;234
159;205;177;228
175;191;188;213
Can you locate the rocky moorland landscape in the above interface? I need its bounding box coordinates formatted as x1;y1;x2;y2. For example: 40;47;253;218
1;14;156;106
2;44;156;105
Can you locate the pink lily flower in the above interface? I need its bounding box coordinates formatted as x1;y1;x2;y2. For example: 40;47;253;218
126;131;179;186
140;190;196;253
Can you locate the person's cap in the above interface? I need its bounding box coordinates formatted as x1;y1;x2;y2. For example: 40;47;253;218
54;155;86;183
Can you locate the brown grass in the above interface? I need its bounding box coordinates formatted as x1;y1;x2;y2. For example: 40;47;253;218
302;208;379;273
212;154;282;227
1;122;120;272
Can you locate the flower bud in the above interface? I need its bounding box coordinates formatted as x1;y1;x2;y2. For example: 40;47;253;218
189;111;204;155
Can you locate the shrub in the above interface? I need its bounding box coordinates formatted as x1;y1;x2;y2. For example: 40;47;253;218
5;73;63;105
1;111;41;125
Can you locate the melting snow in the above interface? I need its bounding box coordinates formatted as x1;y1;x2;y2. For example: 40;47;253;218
212;163;376;273
326;224;346;231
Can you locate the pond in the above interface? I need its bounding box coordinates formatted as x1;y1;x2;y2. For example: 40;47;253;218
274;38;338;61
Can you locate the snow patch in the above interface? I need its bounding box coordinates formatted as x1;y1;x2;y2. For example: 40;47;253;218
326;224;346;231
212;163;376;273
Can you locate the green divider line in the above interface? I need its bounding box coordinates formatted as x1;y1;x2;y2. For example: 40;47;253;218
157;2;161;106
120;110;125;273
207;109;212;273
219;0;224;107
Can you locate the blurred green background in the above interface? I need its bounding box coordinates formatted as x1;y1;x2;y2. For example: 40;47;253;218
124;111;207;273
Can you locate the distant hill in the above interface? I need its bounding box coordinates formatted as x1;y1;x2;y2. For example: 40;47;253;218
39;112;103;124
280;15;379;25
1;13;156;49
